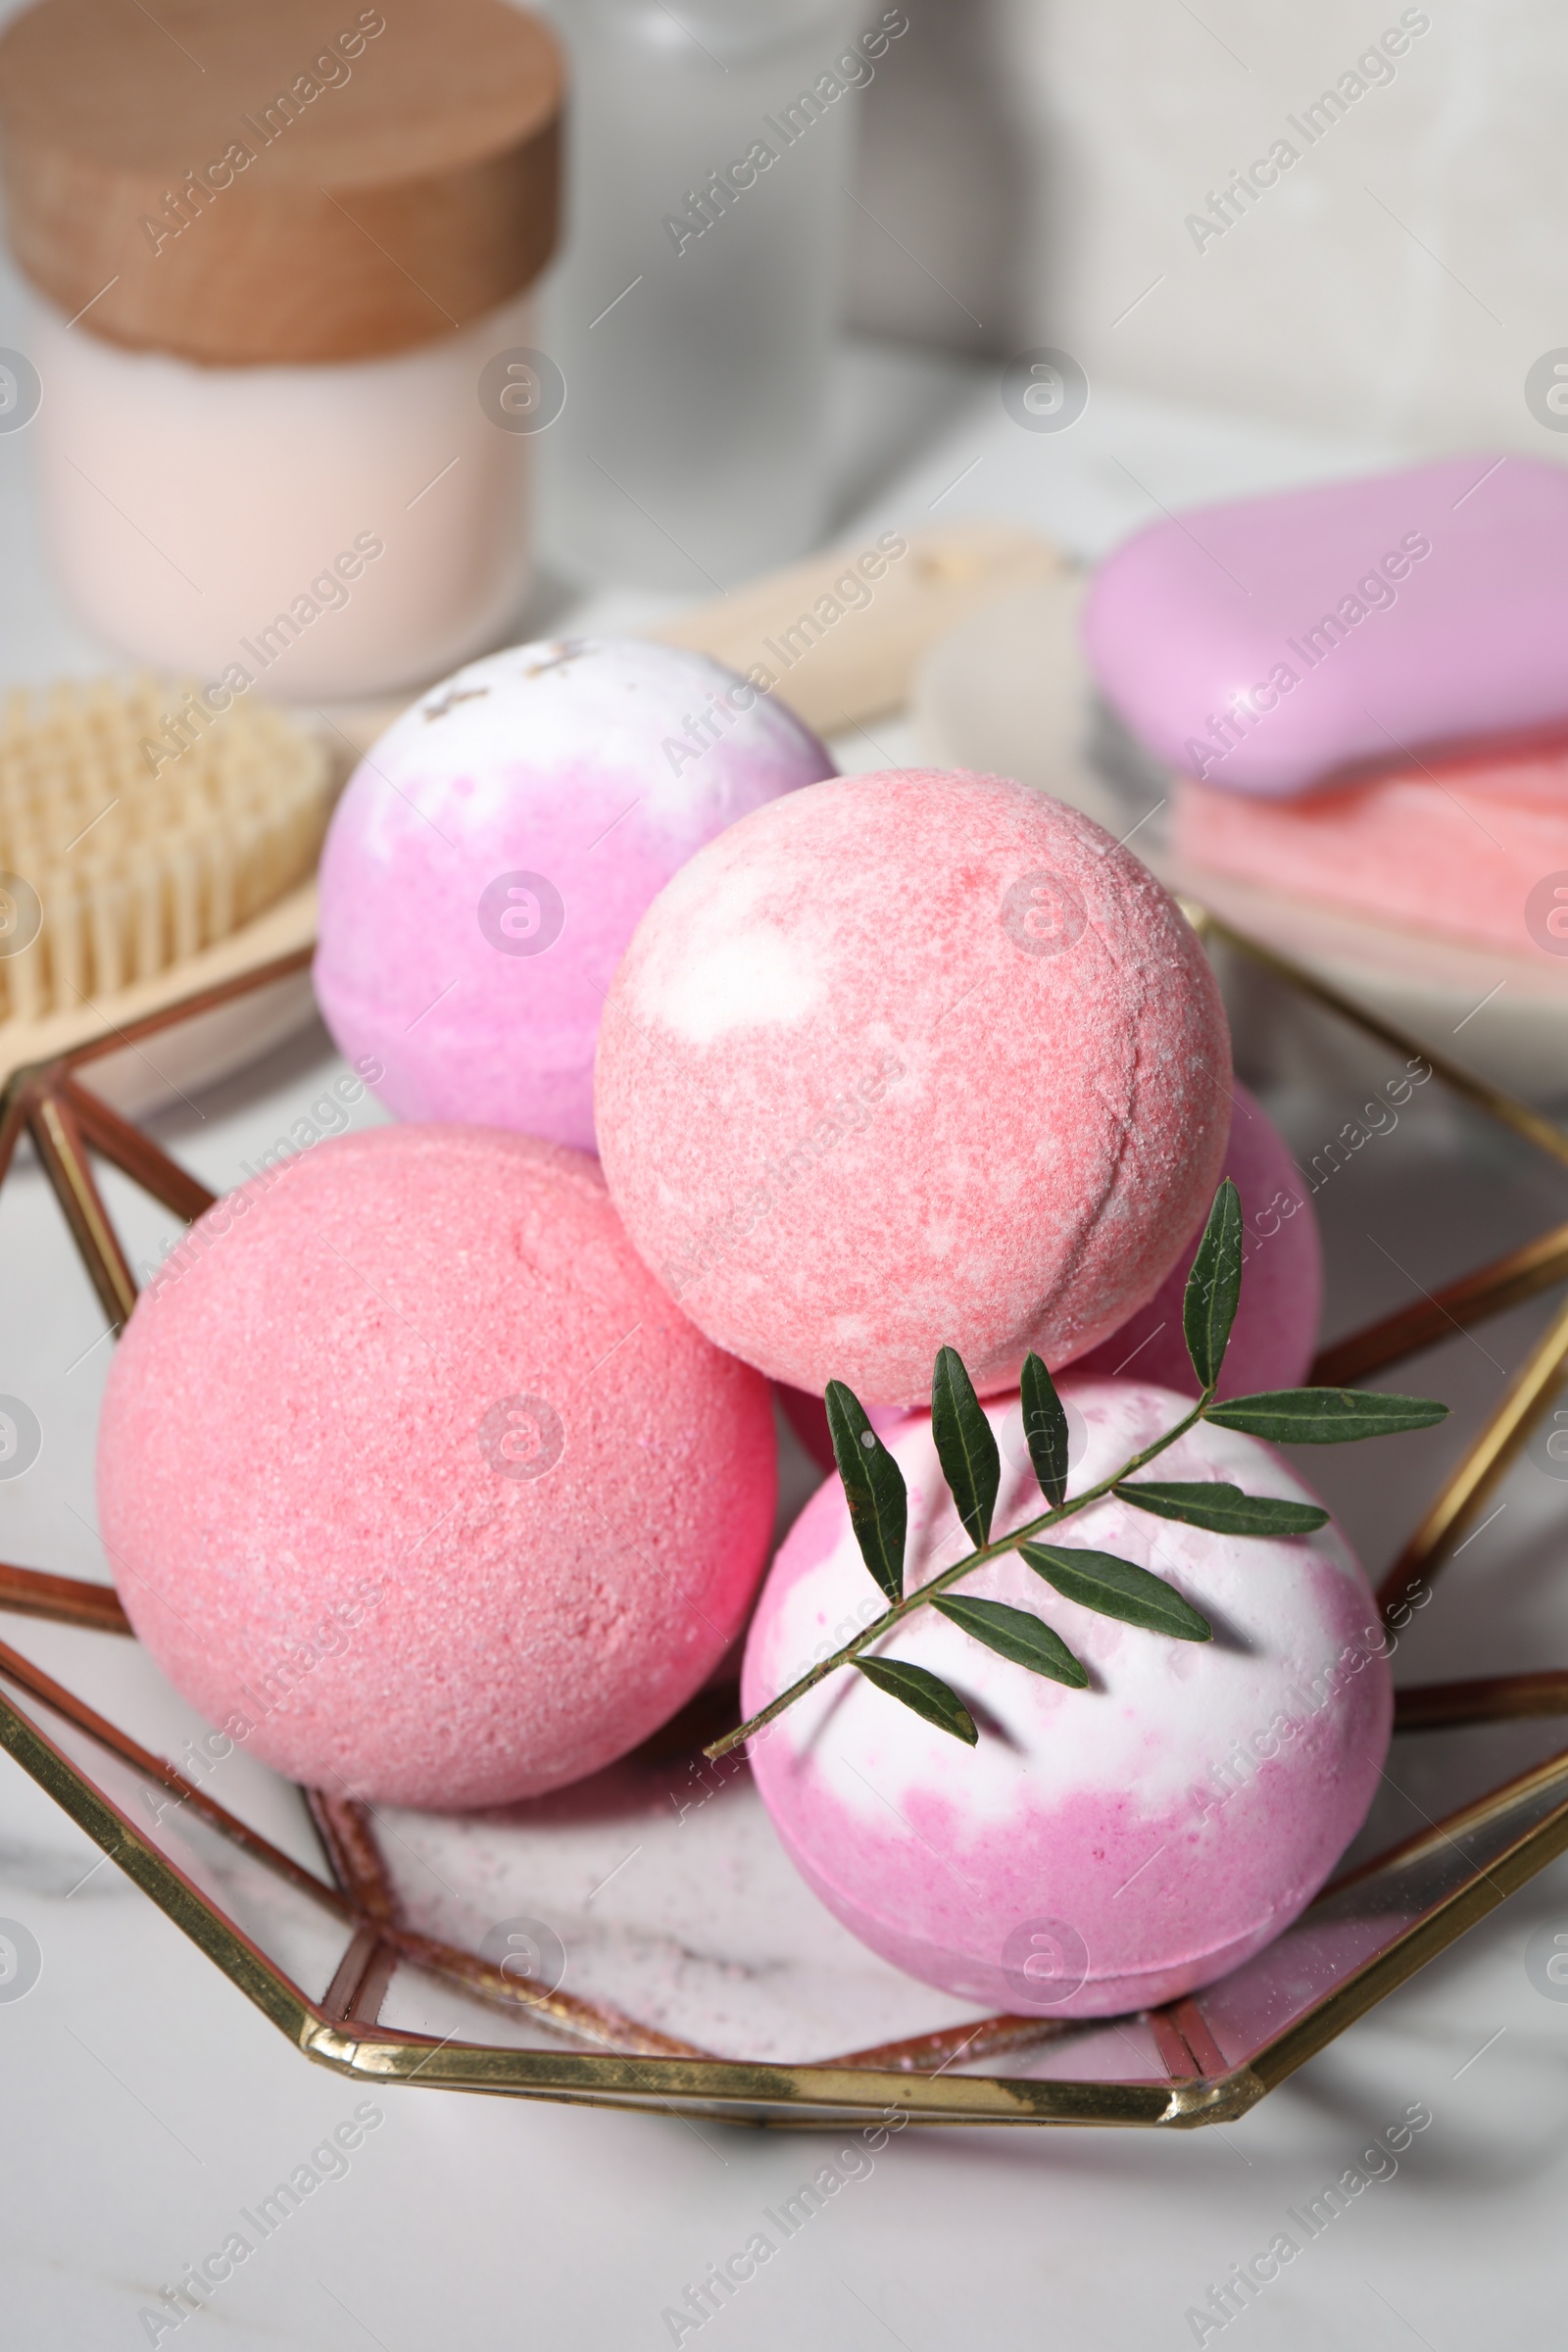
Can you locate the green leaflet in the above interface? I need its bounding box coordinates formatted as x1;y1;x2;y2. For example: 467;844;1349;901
775;1321;1451;1770
855;1654;978;1744
932;1594;1088;1688
1114;1481;1329;1536
1205;1389;1448;1444
1021;1543;1211;1642
1019;1350;1069;1508
1183;1177;1244;1391
825;1379;906;1602
931;1346;1001;1546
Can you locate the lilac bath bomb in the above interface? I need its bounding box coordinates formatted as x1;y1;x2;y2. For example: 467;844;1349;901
743;1380;1389;2018
1075;1081;1322;1398
314;638;835;1149
97;1126;777;1809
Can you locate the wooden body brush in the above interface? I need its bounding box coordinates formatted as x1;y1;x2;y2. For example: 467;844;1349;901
0;677;331;1102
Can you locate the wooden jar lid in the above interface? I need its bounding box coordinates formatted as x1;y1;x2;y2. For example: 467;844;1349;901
0;0;564;365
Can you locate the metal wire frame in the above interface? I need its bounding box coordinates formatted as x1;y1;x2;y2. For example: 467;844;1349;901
0;929;1566;2128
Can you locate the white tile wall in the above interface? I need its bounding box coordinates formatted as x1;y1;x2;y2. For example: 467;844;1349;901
849;0;1568;457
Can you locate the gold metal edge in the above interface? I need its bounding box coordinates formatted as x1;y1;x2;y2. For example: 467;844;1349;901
0;1678;1260;2127
1194;910;1568;1171
1311;1221;1568;1387
1394;1672;1568;1728
1321;1739;1568;1898
302;1739;1568;2125
1379;1292;1568;1613
0;1687;324;2050
0;1640;350;1917
293;2021;1200;2129
0;1675;1211;2126
7;1526;1559;2127
12;1548;1568;2128
1243;1778;1568;2094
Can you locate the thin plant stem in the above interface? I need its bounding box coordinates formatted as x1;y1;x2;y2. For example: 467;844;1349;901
705;1390;1214;1762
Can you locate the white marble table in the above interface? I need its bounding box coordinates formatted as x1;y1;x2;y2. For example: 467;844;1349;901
1;270;1564;2349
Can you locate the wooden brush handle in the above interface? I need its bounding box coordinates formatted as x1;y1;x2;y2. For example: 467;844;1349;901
649;518;1063;736
322;518;1064;762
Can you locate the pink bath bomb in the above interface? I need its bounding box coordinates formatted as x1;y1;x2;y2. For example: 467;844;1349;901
743;1380;1389;2016
314;637;834;1151
97;1126;776;1808
595;770;1232;1404
1075;1081;1322;1397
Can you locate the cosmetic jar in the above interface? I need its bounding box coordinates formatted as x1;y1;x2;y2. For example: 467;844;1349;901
0;0;564;698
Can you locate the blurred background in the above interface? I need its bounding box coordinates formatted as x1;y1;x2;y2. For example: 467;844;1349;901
1;0;1549;617
512;0;1560;607
828;0;1531;449
529;0;1548;587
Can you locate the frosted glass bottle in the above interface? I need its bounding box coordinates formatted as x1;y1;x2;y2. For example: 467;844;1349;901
541;0;866;590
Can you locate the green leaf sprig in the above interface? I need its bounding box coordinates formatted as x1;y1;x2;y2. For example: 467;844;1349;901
706;1178;1447;1760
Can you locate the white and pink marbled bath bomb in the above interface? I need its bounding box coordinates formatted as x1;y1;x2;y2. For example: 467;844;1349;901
595;769;1232;1404
1075;1080;1322;1397
96;1126;776;1809
743;1381;1389;2017
315;638;834;1151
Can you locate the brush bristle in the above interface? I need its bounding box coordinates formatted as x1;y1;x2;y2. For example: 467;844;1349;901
0;677;330;1020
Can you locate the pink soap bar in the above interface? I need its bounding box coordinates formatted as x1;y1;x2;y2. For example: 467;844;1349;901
1175;744;1568;958
315;637;834;1152
744;1381;1391;2018
97;1126;777;1810
1083;454;1568;798
1075;1081;1321;1397
595;770;1232;1405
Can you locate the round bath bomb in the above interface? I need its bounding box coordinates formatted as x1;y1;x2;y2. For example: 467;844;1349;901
595;769;1231;1403
314;637;834;1151
743;1380;1389;2017
97;1126;777;1809
1075;1081;1322;1397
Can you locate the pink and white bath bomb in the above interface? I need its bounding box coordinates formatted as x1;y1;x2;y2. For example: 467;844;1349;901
314;638;834;1151
96;1126;777;1809
595;770;1232;1404
743;1380;1389;2017
1074;1081;1322;1398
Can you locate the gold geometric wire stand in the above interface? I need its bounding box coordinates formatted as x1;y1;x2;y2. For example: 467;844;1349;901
2;921;1568;2130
